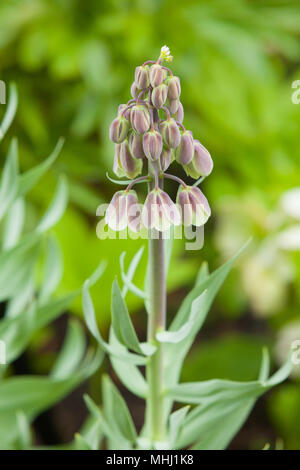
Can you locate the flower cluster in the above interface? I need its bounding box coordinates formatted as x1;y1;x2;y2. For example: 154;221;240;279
106;47;213;232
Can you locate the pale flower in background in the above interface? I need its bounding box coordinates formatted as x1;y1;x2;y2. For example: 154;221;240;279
275;320;300;378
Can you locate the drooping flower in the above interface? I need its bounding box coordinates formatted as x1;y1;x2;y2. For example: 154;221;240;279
131;104;151;134
159;119;181;148
149;64;166;88
159;148;173;171
174;102;184;123
105;190;141;232
175;130;194;165
142;188;181;231
166;76;181;100
143;130;163;161
152;84;168;109
135;65;150;89
177;185;211;226
109;116;130;144
119;141;143;179
183;140;213;179
128;131;145;159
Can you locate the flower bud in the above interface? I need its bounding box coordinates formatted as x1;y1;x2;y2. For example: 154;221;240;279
159;148;173;171
131;82;139;99
119;141;143;179
174;102;184;123
128;131;145;159
159;118;181;149
167;98;179;115
149;64;165;87
109;116;130;144
177;185;211;226
118;104;131;120
130;104;150;134
143;130;163;161
135;65;150;89
142;188;181;232
183;140;213;179
151;84;168;109
167;76;181;100
175;130;194;165
105;190;141;232
113;144;125;178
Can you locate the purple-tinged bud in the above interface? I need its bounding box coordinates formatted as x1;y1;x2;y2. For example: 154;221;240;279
142;188;181;232
167;98;179;115
113;144;125;178
105;190;141;232
118;104;131;120
175;130;194;165
143;130;163;162
183;140;213;179
159;118;181;149
174;102;184;123
135;65;150;89
149;64;165;87
177;185;211;226
119;141;143;179
130;104;150;134
131;82;139;99
128;131;145;159
152;84;168;109
109;116;130;143
167;76;181;100
159;148;173;171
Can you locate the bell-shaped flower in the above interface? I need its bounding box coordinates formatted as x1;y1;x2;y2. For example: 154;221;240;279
159;118;181;149
119;141;143;179
177;185;211;226
128;131;145;159
183;140;213;179
142;188;181;232
149;64;166;88
135;65;150;89
159;148;173;171
174;102;184;123
143;130;163;161
152;84;168;109
131;104;151;134
109;115;130;144
105;190;141;232
175;130;194;165
167;76;181;100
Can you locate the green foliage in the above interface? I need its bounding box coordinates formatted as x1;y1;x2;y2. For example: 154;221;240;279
82;241;293;450
0;91;102;449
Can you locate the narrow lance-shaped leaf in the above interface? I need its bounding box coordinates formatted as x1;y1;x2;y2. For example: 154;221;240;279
36;174;68;233
102;375;137;448
39;237;63;303
0;138;19;221
17;138;64;198
109;328;148;398
82;267;147;365
0;82;18;141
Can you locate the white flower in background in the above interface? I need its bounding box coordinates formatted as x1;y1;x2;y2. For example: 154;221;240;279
277;225;300;251
280;187;300;220
275;320;300;378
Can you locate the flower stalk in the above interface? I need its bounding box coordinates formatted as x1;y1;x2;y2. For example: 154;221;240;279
146;162;167;442
105;45;214;447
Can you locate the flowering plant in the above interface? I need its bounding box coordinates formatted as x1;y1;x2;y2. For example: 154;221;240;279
82;48;292;450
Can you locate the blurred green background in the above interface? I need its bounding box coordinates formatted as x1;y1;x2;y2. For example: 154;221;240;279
1;0;300;449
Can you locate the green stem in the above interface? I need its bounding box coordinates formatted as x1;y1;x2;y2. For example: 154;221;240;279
145;163;167;445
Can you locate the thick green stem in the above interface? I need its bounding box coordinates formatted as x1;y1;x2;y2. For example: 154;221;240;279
145;163;167;444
